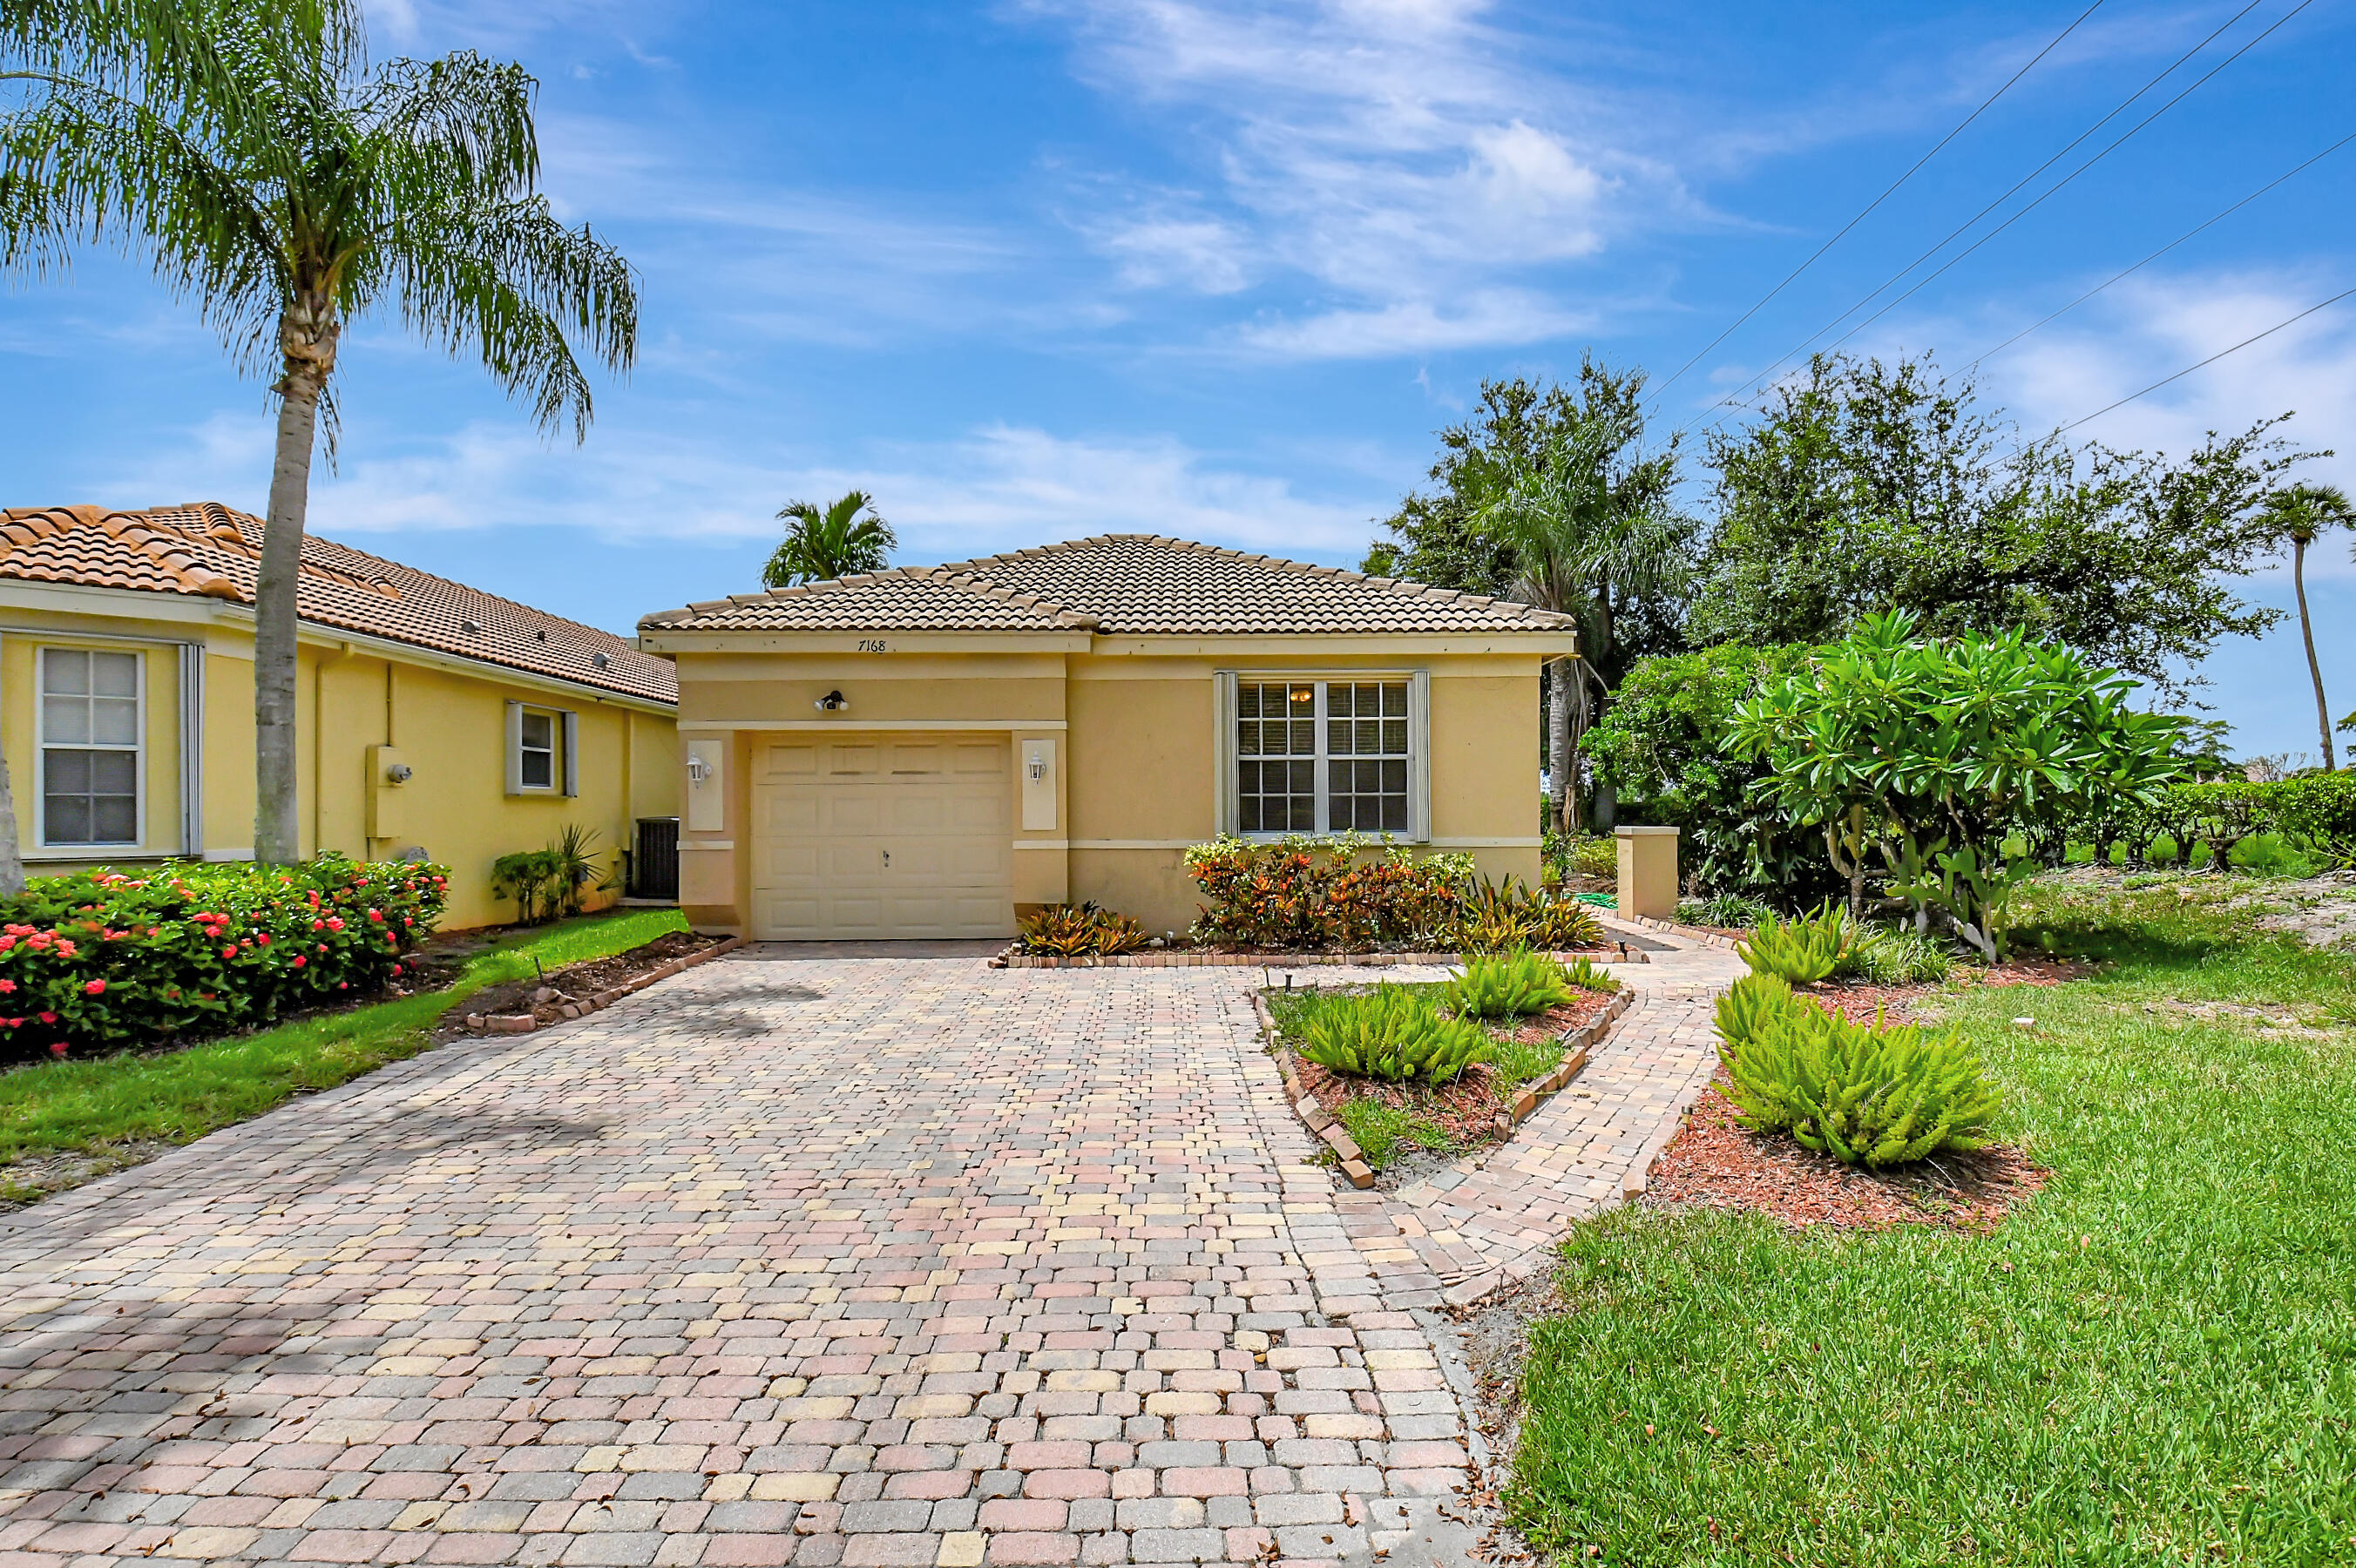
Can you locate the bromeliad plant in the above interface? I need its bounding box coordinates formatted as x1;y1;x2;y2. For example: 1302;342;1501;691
1294;983;1493;1085
1730;611;2187;960
0;857;447;1060
1452;875;1605;954
1711;971;1999;1168
1016;902;1148;957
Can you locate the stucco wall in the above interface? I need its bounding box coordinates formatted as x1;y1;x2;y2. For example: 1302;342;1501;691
0;600;676;930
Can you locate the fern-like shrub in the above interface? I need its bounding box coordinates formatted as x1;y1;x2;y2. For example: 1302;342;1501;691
1016;902;1148;956
1294;983;1493;1085
1736;903;1852;983
1712;974;1998;1168
1561;956;1621;993
1838;923;1954;985
1445;950;1574;1018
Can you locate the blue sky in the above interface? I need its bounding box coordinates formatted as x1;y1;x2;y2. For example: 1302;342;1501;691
7;0;2354;759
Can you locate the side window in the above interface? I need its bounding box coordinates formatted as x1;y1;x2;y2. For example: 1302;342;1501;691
518;708;558;790
40;648;141;846
507;700;578;796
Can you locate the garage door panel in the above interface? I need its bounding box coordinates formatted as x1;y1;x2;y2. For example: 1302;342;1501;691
753;733;1011;941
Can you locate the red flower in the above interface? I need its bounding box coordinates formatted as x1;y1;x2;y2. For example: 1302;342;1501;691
222;946;238;958
37;1012;56;1024
291;956;307;968
255;934;270;946
327;916;345;932
83;978;105;996
389;963;403;977
312;920;325;931
48;1042;66;1058
369;909;385;923
0;980;14;995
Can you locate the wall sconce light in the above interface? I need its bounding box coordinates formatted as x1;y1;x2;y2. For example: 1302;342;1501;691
1027;754;1048;781
384;762;414;784
685;754;712;785
815;689;849;712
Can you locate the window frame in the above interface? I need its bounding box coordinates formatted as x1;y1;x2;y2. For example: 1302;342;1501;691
505;700;579;797
35;644;146;850
1216;670;1429;842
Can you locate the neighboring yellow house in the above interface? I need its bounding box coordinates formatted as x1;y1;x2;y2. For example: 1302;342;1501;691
0;503;678;929
637;535;1576;939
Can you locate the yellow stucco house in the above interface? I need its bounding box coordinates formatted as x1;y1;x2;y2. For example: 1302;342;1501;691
0;503;678;929
637;535;1576;940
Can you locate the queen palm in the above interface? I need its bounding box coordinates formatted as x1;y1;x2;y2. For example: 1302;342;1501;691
764;490;895;588
2;1;637;863
2261;483;2354;771
1479;384;1688;836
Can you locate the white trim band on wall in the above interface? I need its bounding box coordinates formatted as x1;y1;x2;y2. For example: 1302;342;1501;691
678;719;1068;733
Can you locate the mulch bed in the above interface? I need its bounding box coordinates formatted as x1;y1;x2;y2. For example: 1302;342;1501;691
453;931;725;1030
1647;1073;2048;1232
1290;990;1616;1152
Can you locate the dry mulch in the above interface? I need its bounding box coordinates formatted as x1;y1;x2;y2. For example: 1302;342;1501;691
1647;1073;2048;1232
1290;990;1616;1151
456;931;723;1027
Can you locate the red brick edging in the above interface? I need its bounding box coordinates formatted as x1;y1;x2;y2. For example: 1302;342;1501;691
1250;985;1636;1190
462;935;745;1034
1608;911;1745;949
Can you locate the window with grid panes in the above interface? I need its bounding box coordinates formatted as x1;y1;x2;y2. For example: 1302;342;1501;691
40;648;141;846
1234;678;1411;835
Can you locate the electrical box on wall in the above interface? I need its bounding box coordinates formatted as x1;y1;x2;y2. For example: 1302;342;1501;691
365;745;408;839
1020;738;1057;831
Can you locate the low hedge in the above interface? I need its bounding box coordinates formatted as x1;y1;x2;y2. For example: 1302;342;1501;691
0;857;449;1060
1184;835;1474;950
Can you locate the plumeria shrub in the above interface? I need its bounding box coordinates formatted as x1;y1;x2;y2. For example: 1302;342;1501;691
0;856;449;1061
1184;835;1473;950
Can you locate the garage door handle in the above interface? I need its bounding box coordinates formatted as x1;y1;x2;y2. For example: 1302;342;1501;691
882;849;890;868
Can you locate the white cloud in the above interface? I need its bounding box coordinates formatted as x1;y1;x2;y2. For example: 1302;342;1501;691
1232;288;1594;360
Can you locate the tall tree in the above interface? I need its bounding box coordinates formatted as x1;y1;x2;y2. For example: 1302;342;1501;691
1362;378;1559;599
2;1;637;863
1691;353;2299;699
1475;362;1691;835
2258;482;2354;770
763;490;896;588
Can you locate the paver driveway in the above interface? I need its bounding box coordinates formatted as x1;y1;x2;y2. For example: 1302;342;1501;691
0;957;1479;1568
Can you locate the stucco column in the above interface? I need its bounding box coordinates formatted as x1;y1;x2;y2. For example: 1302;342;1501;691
1615;825;1680;921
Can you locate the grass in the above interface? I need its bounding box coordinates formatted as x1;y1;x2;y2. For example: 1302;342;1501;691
1506;880;2356;1565
1337;1098;1449;1167
0;908;687;1202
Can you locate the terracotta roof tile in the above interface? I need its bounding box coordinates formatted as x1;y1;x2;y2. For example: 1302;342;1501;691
0;504;675;706
640;534;1574;638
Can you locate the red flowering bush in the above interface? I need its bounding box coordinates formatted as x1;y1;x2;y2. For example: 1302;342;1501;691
0;856;449;1061
1183;834;1473;950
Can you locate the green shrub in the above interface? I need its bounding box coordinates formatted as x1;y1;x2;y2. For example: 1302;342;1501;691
1566;835;1617;880
1016;901;1148;956
1445;950;1574;1018
1714;978;1999;1168
1185;835;1472;949
1294;983;1493;1085
1735;903;1852;984
1676;891;1777;929
1488;1035;1565;1085
1561;956;1621;993
2270;771;2356;868
1336;1098;1449;1169
1838;922;1954;985
491;848;564;924
0;858;449;1060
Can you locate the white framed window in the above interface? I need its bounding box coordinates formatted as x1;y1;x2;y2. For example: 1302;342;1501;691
1224;673;1426;838
506;700;579;796
38;647;143;847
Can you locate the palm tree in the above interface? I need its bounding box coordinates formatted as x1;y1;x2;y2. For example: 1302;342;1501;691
1479;373;1688;835
2;2;637;863
765;490;895;588
2260;483;2354;772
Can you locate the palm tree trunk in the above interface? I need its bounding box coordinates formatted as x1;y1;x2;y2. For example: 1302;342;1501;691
2294;536;2336;771
0;753;23;896
256;304;335;864
1546;658;1574;836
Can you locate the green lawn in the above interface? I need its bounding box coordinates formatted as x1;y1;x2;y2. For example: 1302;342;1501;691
0;908;687;1202
1507;881;2356;1565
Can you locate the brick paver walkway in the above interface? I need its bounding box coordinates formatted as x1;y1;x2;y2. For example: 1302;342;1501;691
0;960;1485;1568
0;933;1737;1568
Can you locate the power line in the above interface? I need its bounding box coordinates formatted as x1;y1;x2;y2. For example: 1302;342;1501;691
1645;0;2106;408
1968;128;2356;368
1671;0;2278;443
2057;283;2356;433
1805;0;2318;362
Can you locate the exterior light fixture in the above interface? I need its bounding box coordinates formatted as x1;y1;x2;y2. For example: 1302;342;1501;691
815;689;849;712
685;754;712;785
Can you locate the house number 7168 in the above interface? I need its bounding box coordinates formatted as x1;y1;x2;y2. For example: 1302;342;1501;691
856;639;889;652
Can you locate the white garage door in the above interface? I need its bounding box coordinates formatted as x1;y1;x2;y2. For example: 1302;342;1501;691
752;735;1012;941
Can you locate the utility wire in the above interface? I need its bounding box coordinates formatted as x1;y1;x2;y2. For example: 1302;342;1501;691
1645;0;2107;408
1968;128;2356;368
1672;0;2278;443
2057;283;2356;432
1804;0;2318;363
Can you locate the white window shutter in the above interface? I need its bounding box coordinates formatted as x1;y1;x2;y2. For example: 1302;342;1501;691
1212;671;1237;837
1410;668;1431;843
562;711;579;797
504;700;524;794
